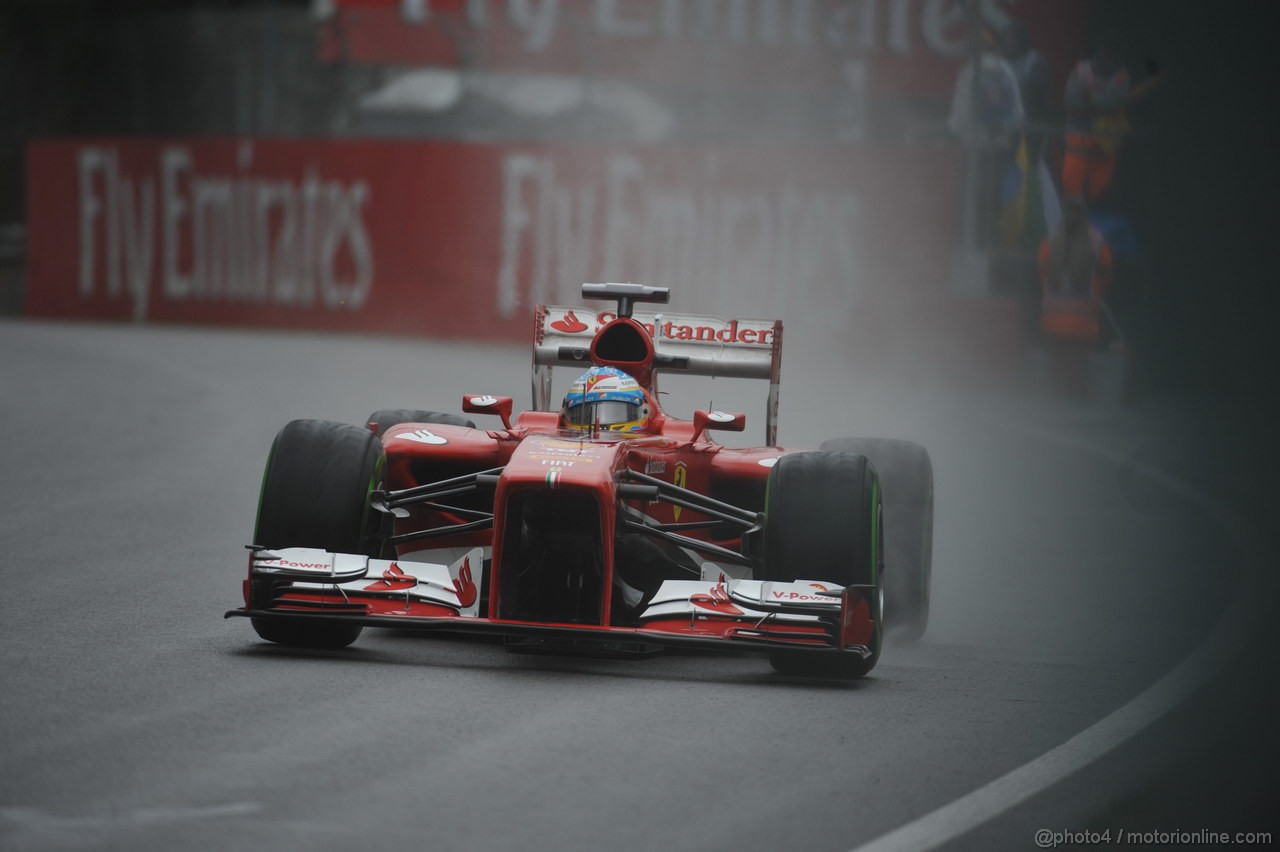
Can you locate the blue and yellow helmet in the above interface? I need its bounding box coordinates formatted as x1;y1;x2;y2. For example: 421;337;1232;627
561;366;652;434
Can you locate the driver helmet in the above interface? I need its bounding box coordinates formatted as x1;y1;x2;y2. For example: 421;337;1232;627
560;366;652;434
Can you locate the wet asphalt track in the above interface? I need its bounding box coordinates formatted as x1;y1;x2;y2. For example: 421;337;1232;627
0;319;1268;851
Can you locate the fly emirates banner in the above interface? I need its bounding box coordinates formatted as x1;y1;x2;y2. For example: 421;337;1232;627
26;138;958;339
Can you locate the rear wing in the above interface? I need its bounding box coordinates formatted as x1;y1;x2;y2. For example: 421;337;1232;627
533;303;784;446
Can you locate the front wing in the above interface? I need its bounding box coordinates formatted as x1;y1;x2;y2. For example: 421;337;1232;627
227;548;878;658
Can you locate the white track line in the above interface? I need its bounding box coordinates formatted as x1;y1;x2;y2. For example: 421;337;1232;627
851;420;1261;852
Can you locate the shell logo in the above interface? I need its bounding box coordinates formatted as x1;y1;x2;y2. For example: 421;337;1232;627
550;310;589;334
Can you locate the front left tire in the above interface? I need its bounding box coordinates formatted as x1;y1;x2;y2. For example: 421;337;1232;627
760;451;884;678
821;438;933;643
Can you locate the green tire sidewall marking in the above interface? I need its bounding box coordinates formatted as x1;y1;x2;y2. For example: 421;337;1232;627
763;464;774;526
252;435;278;545
871;474;882;645
870;476;880;588
361;451;386;544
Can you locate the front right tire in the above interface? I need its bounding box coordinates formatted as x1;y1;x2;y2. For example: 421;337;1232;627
250;419;385;649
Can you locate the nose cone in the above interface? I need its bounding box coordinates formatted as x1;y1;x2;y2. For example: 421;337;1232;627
491;435;629;626
501;435;626;492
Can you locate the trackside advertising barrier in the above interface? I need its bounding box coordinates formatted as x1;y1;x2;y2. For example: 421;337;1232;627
317;0;1090;101
26;138;958;340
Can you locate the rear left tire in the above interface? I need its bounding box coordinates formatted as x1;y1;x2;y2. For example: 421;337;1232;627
366;409;475;435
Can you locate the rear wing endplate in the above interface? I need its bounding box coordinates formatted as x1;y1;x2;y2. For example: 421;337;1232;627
533;304;784;446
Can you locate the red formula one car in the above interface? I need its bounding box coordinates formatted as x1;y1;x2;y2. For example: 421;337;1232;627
227;284;934;678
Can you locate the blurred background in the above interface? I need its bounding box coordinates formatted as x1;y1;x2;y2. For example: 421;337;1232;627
0;0;1274;513
4;0;1273;409
2;3;1277;846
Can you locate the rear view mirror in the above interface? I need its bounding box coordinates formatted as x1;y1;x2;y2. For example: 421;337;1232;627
693;409;745;441
462;394;514;429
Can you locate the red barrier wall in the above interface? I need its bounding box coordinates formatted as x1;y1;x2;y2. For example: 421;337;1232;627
26;138;959;339
319;0;1090;101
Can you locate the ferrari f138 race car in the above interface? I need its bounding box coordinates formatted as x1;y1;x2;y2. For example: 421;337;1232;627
227;284;934;678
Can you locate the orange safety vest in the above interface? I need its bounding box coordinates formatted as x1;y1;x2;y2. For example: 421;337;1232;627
1066;60;1131;153
1038;229;1112;341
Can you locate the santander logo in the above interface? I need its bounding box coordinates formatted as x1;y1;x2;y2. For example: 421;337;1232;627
550;309;589;334
690;582;743;616
364;562;418;592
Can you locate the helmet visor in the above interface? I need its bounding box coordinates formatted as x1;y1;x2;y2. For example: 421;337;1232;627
563;400;642;429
